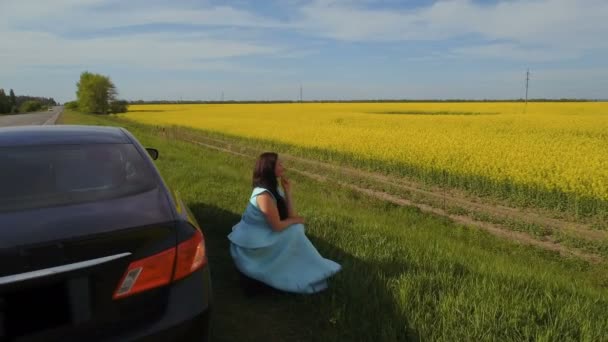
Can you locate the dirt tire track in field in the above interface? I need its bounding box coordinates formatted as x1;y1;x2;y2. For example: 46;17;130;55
180;131;606;241
179;135;603;263
280;151;606;239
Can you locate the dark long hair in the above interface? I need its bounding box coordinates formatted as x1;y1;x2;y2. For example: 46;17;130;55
252;152;288;220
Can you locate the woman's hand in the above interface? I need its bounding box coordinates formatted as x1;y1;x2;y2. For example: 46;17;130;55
280;176;292;194
290;216;306;225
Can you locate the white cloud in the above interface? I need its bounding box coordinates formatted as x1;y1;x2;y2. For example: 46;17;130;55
1;0;607;101
0;30;279;70
452;43;581;62
0;0;288;73
0;0;284;32
3;0;608;69
294;0;608;58
0;0;298;101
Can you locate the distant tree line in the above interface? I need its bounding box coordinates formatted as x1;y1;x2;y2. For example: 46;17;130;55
0;88;57;114
128;98;601;105
64;71;128;114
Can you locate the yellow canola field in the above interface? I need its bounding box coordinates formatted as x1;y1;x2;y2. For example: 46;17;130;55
124;102;608;206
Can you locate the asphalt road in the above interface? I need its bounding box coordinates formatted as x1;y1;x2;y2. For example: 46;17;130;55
0;106;63;127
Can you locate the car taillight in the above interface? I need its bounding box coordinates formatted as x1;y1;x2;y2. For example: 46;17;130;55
113;229;207;300
174;229;207;281
113;248;175;300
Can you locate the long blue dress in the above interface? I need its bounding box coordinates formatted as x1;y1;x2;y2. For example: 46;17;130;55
228;187;341;294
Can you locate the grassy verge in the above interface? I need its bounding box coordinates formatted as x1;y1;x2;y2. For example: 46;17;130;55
60;111;608;341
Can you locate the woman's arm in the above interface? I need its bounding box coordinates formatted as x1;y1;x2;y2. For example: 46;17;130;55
284;191;298;218
257;193;304;232
281;177;298;218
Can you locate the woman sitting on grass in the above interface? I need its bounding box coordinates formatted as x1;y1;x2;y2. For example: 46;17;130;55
228;152;341;294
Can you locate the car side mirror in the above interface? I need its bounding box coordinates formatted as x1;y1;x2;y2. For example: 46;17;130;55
146;148;159;160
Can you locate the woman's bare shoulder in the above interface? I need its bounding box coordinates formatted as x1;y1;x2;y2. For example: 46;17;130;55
256;192;274;202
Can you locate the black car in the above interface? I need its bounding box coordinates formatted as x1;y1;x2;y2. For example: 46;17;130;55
0;125;211;341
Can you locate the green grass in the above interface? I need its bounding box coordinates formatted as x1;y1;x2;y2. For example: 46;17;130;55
60;111;608;341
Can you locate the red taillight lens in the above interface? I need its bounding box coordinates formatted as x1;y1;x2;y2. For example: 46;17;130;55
174;230;207;281
113;229;207;300
113;248;176;300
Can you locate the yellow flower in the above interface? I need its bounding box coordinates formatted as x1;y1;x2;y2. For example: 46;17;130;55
124;102;608;205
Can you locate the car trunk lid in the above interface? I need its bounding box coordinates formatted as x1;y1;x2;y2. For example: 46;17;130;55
0;188;176;341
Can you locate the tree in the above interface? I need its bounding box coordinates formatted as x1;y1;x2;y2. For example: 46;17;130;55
109;100;128;113
76;71;117;114
64;101;79;110
0;89;9;114
9;89;16;108
19;100;43;113
14;95;56;109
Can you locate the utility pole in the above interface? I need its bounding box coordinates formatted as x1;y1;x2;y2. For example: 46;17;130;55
523;69;531;113
221;91;224;102
525;69;530;104
299;84;303;102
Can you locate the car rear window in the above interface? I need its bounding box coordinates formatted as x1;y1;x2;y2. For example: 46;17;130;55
0;143;157;212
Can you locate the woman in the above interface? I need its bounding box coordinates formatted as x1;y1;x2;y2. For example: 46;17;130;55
228;152;341;294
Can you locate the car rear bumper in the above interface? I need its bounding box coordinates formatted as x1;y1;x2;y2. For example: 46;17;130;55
3;265;212;342
110;265;212;342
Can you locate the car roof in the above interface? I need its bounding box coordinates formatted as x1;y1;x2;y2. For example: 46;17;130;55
0;125;131;147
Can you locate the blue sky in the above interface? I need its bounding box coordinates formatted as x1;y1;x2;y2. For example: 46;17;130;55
1;0;607;102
